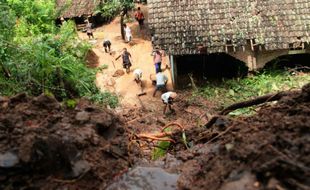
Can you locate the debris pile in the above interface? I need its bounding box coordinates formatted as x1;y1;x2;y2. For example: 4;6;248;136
0;94;129;189
175;84;310;190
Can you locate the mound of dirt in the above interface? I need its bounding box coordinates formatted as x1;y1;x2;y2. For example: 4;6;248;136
0;94;129;189
175;83;310;190
86;50;99;68
112;69;125;77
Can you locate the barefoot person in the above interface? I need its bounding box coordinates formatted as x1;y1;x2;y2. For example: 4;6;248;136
161;92;177;114
115;48;132;73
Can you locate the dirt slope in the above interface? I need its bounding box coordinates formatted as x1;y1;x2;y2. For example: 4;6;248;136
81;5;172;108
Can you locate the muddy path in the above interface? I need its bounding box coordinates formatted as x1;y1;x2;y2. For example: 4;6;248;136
80;5;172;108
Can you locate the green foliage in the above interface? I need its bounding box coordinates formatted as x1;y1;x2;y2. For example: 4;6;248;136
152;141;171;160
89;91;119;108
0;0;119;108
152;127;172;160
65;99;77;109
8;0;56;37
198;70;310;115
95;0;134;21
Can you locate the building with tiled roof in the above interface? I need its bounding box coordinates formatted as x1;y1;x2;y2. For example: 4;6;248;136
56;0;101;18
148;0;310;85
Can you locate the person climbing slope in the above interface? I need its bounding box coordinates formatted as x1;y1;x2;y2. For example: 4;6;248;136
115;48;132;73
134;7;145;29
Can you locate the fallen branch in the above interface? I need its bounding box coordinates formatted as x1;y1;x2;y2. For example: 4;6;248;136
137;134;176;143
204;90;298;128
161;122;184;132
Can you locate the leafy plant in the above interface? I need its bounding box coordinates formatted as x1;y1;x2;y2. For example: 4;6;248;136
94;0;134;21
0;0;119;108
198;70;310;115
152;141;171;160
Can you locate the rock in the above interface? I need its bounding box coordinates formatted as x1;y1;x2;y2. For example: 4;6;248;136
225;143;234;151
75;111;90;122
178;160;201;189
91;113;113;128
164;153;182;172
71;160;90;178
267;178;285;190
219;171;258;190
106;167;179;190
0;151;19;168
32;94;60;109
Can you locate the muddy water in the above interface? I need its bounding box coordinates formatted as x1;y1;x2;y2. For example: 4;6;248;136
106;167;179;190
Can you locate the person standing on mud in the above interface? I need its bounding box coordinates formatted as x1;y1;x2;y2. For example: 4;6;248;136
86;20;94;39
103;39;111;53
115;48;132;73
153;71;168;97
153;48;162;73
123;24;132;43
134;7;145;29
161;92;177;114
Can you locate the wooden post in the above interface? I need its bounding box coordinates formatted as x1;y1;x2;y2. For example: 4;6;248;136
120;13;125;40
250;39;254;51
170;55;177;88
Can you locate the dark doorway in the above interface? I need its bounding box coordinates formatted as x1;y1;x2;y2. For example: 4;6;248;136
264;53;310;72
175;53;248;88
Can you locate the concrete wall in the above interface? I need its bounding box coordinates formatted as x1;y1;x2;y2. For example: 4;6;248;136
229;46;308;71
170;46;309;87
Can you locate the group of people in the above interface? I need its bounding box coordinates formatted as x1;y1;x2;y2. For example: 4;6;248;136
129;47;177;115
87;6;177;115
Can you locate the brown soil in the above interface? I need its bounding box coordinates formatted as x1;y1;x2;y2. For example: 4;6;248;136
169;83;310;190
1;86;309;190
0;94;130;190
1;2;309;189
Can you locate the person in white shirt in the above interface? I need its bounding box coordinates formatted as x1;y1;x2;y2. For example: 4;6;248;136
123;24;132;42
153;72;168;97
133;69;143;84
161;92;177;114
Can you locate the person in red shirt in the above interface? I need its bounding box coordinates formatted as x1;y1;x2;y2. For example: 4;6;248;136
134;7;145;29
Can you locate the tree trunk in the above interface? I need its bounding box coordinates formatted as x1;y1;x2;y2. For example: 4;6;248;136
120;14;125;40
